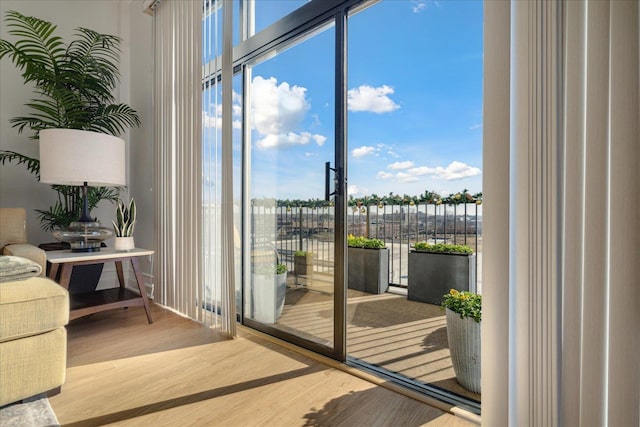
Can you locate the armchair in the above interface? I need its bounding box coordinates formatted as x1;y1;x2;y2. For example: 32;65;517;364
0;208;46;272
0;208;69;406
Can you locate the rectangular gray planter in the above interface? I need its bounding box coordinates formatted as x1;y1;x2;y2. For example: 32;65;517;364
408;251;476;305
348;247;389;294
294;254;314;276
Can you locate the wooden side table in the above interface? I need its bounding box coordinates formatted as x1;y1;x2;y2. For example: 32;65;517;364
47;248;154;323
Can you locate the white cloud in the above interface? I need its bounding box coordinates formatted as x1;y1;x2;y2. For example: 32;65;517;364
256;131;326;150
412;1;427;13
348;85;400;114
388;161;415;170
407;166;432;176
251;76;327;150
348;184;362;196
203;111;241;130
411;0;439;14
377;171;394;180
203;111;220;129
377;161;481;182
397;172;420;183
203;93;242;129
352;146;376;158
469;123;482;130
431;161;481;180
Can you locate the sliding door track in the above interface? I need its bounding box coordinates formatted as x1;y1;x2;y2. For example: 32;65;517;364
346;357;481;416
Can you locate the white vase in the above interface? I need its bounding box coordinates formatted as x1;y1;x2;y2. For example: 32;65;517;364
114;236;135;251
445;307;481;394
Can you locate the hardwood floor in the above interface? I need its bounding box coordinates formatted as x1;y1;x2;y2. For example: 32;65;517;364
49;303;476;426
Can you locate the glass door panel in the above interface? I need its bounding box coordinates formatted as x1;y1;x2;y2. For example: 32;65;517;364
245;23;336;351
346;0;483;406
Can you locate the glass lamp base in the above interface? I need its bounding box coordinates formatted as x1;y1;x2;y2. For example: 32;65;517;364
53;221;114;252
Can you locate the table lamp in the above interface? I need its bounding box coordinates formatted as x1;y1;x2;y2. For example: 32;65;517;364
39;129;126;252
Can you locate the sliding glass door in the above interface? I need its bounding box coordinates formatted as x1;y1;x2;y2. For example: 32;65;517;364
243;22;343;356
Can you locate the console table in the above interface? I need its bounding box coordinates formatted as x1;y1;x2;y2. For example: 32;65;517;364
47;248;154;323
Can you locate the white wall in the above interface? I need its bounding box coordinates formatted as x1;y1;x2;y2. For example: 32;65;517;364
0;1;154;290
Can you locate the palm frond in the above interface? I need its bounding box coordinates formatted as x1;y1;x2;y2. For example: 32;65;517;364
0;150;41;177
35;200;80;231
1;11;65;82
88;104;141;136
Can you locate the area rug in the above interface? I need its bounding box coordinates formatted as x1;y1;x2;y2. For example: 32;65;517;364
0;394;59;427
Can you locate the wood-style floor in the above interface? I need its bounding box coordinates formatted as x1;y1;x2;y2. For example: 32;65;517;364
49;303;476;426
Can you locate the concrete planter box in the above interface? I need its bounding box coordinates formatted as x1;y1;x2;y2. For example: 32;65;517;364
251;272;287;324
446;308;481;394
348;247;389;294
408;251;476;305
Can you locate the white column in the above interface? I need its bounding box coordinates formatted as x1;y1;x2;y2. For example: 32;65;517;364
481;0;511;425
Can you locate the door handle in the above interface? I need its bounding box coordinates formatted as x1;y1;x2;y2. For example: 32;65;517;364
325;161;342;201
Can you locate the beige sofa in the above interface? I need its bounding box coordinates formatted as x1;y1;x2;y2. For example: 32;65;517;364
0;208;69;407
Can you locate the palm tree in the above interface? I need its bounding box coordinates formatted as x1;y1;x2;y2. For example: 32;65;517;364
0;10;141;230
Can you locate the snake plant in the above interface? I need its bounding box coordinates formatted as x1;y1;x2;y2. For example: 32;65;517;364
112;199;136;237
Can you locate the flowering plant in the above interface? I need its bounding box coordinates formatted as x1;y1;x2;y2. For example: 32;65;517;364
347;234;385;249
441;289;481;323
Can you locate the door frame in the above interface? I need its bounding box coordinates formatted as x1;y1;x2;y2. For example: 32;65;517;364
239;8;351;361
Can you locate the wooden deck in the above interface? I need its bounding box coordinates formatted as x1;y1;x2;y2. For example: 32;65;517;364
50;303;477;426
277;277;481;402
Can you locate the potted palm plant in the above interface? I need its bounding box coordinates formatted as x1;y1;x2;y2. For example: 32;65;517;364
442;289;481;394
347;234;389;294
0;10;140;231
408;242;476;305
0;10;140;293
112;198;136;251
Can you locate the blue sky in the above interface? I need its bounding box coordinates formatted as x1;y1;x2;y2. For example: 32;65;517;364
205;0;483;201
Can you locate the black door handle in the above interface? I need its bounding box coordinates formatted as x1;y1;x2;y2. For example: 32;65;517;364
325;161;343;201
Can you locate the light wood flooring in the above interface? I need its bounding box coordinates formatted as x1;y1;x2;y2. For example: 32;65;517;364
50;303;476;426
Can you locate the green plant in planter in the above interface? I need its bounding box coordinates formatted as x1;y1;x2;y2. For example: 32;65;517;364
441;289;482;323
112;199;136;237
0;10;141;231
347;234;385;249
413;242;473;254
254;263;287;276
294;250;312;257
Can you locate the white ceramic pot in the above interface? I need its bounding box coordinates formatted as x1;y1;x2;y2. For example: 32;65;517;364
445;307;481;394
114;236;135;251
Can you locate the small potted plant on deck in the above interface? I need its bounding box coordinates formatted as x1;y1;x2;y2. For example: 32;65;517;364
112;198;136;251
347;234;389;294
251;262;288;323
442;289;481;394
408;242;476;305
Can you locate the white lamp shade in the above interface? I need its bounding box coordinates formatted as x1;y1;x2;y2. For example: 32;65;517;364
39;129;126;186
